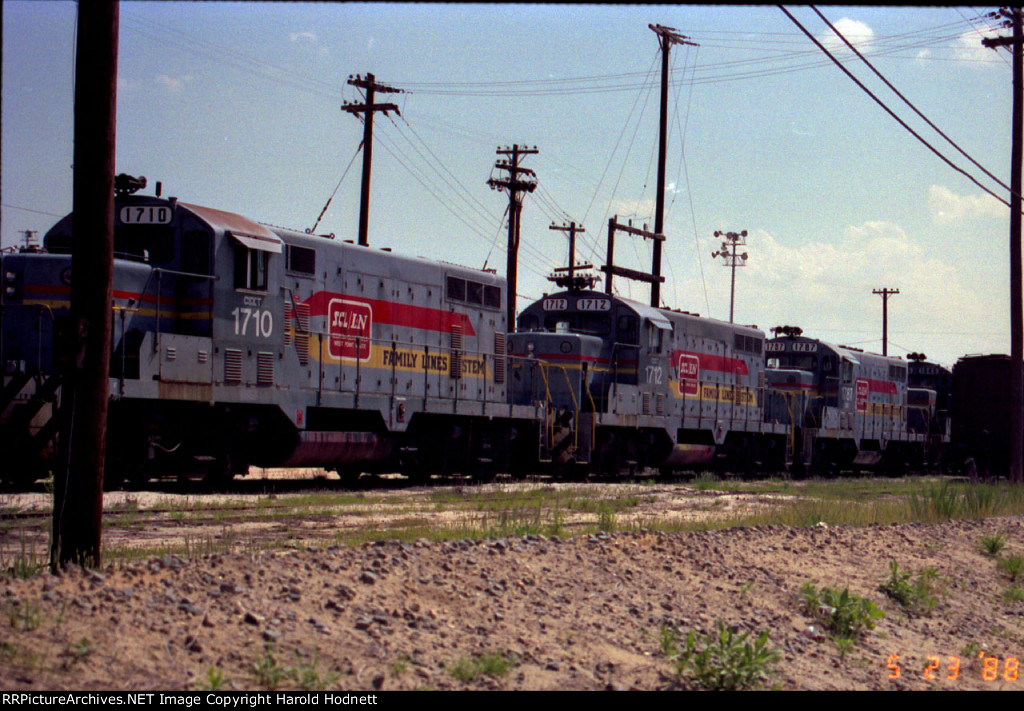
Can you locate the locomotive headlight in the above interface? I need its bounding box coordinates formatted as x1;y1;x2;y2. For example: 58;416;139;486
4;285;17;298
4;271;16;282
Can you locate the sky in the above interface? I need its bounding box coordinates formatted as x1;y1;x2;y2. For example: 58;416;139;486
1;2;1016;368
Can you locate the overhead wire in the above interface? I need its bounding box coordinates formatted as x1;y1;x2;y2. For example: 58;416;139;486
810;5;1014;201
778;5;1013;210
309;142;362;234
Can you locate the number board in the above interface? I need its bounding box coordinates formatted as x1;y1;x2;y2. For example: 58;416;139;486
543;298;568;311
576;298;610;312
119;205;173;225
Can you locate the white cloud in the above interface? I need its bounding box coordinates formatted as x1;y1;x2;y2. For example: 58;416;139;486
289;31;317;43
928;185;1005;224
665;220;997;365
816;18;874;54
952;28;998;65
154;73;192;92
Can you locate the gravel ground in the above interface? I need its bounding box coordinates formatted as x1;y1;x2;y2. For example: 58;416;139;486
3;509;1024;691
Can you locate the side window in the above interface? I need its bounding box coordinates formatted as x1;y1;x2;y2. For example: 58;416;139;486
234;246;268;291
447;276;466;302
617;315;638;345
483;285;501;309
647;325;663;352
286;245;316;276
841;360;853;383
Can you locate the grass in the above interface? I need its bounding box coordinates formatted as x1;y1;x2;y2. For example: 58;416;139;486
448;651;517;682
197;667;229;691
1002;586;1024;604
999;555;1024;583
249;643;337;691
799;583;884;643
879;560;940;615
659;619;778;691
6;597;41;631
981;533;1008;557
12;476;1024;567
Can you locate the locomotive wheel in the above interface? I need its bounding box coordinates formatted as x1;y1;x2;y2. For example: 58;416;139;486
400;448;430;485
335;467;362;487
204;452;237;488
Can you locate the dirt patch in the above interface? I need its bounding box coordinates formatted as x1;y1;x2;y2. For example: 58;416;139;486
2;478;1024;690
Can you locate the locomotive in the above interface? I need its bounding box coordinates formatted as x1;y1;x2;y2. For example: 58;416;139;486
1;178;948;486
1;178;534;487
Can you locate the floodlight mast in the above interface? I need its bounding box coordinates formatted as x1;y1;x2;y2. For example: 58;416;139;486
711;230;748;323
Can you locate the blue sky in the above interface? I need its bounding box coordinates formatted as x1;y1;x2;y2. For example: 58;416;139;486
1;3;1014;367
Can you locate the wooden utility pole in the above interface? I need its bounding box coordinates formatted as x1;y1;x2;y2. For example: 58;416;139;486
52;0;119;569
548;221;585;280
601;216;665;295
342;73;402;247
487;145;538;330
983;8;1023;483
872;288;899;356
649;24;698;308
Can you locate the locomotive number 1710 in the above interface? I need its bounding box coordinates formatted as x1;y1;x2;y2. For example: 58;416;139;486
231;307;274;338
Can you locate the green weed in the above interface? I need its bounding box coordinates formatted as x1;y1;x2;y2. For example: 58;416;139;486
251;643;288;691
291;651;338;691
596;503;617;532
1000;556;1024;583
6;597;40;631
448;651;517;682
660;619;778;691
198;667;229;691
800;583;884;642
880;560;940;615
980;533;1008;557
1003;586;1024;604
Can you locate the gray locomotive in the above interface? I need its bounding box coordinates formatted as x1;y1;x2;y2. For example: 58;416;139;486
1;181;532;487
1;180;944;486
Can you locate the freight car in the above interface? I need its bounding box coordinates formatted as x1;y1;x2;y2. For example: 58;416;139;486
1;177;535;487
948;354;1011;477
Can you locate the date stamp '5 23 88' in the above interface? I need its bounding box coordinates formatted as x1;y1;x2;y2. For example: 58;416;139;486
887;654;1020;683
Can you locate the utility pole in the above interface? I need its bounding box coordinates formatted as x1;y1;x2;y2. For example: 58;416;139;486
711;230;748;323
549;222;596;291
53;0;118;569
649;24;698;308
984;8;1023;484
872;288;899;356
601;216;665;295
487;145;538;330
342;73;402;247
549;221;585;281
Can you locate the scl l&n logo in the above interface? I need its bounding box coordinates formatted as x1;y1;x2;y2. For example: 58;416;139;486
327;299;372;361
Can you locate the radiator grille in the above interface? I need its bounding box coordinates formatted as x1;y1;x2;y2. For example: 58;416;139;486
450;324;463;379
224;348;242;384
257;351;274;386
493;332;506;384
295;302;311;365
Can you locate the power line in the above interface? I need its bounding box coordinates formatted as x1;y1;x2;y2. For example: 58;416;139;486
811;6;1013;200
779;5;1013;210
